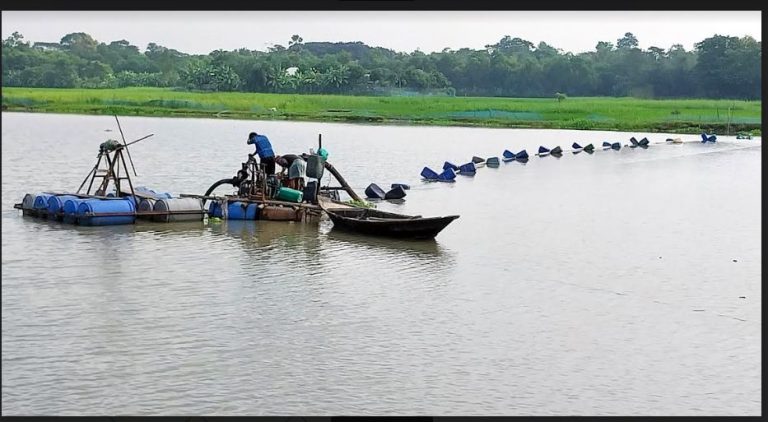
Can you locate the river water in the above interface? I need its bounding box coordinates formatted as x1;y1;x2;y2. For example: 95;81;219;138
1;112;761;415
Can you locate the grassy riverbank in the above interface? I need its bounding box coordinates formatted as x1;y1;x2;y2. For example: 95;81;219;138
1;87;761;135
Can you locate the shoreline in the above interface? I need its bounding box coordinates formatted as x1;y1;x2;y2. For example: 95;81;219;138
2;87;761;135
3;108;760;136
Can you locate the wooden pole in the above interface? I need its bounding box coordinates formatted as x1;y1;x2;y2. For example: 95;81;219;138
323;161;362;201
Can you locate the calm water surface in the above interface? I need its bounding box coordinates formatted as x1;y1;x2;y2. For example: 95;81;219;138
1;112;761;415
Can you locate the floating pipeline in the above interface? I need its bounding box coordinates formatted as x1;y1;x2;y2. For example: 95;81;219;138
420;134;738;188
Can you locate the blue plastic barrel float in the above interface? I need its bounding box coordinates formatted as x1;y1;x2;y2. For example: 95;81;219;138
62;198;90;224
77;198;136;226
458;162;476;176
502;150;516;162
21;193;40;216
225;201;259;220
486;157;500;167
537;146;550;156
421;166;440;181
550;146;563;156
384;186;407;200
208;201;222;218
701;132;717;143
438;167;456;182
365;183;386;199
516;149;529;160
391;183;410;190
443;161;459;171
46;195;80;220
611;142;621;150
32;194;55;217
137;198;156;220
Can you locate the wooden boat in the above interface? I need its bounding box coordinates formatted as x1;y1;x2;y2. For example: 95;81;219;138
321;205;459;240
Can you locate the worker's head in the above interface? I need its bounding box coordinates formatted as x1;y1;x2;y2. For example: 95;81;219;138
247;132;258;144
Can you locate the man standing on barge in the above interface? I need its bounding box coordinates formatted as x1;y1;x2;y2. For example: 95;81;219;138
247;132;276;175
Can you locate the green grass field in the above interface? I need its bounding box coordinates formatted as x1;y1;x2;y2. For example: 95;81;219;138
1;87;761;134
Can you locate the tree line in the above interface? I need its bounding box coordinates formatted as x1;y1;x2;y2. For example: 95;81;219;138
1;31;761;99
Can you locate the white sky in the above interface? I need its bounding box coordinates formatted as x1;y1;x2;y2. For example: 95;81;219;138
1;11;761;55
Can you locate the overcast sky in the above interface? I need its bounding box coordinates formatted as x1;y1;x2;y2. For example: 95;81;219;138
2;11;761;55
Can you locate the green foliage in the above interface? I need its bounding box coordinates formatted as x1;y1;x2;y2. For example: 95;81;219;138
1;31;760;100
345;199;376;209
180;61;240;91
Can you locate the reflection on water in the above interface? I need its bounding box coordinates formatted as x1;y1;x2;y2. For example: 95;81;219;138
1;112;761;416
323;225;443;257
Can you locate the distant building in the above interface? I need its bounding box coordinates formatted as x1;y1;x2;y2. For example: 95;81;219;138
32;42;62;51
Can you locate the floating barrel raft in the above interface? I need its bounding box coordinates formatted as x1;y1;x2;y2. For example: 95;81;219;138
16;189;202;226
417;134;748;182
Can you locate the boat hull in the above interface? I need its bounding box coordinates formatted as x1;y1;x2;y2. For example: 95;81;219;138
325;208;459;240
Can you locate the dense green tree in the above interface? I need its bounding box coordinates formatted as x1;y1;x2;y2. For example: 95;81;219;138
1;31;760;99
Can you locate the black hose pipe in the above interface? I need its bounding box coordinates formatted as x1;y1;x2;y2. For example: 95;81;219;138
202;178;236;207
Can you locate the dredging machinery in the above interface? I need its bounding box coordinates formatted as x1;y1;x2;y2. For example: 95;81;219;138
14;117;364;226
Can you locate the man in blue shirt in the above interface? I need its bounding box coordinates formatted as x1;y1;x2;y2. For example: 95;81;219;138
247;132;276;175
